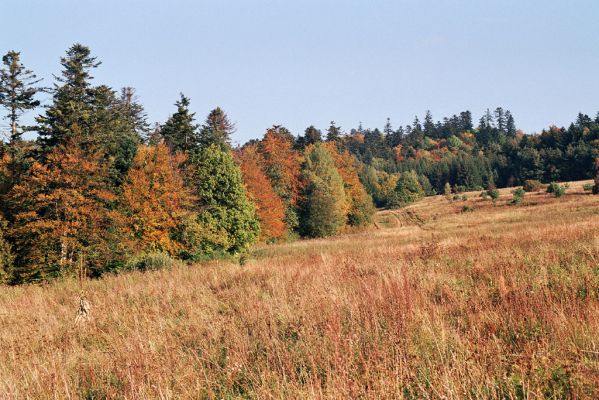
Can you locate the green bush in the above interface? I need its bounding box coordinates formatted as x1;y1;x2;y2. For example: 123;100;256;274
547;182;566;197
461;205;473;213
479;191;489;200
582;183;593;192
125;252;174;272
461;194;468;201
487;189;500;203
512;188;525;204
523;179;543;192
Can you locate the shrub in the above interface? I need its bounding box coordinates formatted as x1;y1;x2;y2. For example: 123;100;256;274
487;189;500;203
443;182;452;200
547;182;566;197
125;252;174;272
452;194;461;201
523;179;543;192
461;205;473;213
461;194;468;201
512;188;525;204
479;191;489;200
582;183;593;192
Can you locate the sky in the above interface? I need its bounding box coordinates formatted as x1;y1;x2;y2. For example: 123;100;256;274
1;0;598;144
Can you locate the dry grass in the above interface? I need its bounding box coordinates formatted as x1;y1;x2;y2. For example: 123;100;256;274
1;180;598;399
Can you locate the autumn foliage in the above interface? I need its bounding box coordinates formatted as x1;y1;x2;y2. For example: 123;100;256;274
120;144;194;256
236;144;286;241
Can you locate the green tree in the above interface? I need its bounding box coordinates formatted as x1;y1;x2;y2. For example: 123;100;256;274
189;144;259;256
37;43;101;150
161;94;199;153
388;170;424;208
299;144;347;237
0;51;43;142
198;107;234;150
326;121;342;142
0;219;14;284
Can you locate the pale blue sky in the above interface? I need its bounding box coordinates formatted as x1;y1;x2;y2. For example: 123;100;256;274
2;0;598;144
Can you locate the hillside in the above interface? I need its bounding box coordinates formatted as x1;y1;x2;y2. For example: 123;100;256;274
1;181;598;398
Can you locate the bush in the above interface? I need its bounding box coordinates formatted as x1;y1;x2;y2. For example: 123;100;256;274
583;183;593;192
479;191;489;200
512;188;525;204
461;205;473;213
452;194;461;201
487;189;500;203
461;194;468;201
547;182;566;197
523;179;543;192
125;252;174;272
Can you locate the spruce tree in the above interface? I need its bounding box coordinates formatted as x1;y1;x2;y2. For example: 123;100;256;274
198;107;234;150
37;43;101;150
388;170;424;208
189;144;259;256
299;144;347;237
161;94;199;153
326;121;342;142
0;51;43;142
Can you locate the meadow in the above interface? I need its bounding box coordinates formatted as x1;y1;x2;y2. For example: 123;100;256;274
1;181;598;399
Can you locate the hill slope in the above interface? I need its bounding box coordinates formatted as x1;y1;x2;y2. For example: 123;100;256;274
1;181;598;398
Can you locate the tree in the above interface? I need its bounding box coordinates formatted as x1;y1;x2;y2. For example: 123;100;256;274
444;182;452;199
299;144;347;237
322;142;374;227
326;121;342;142
296;125;322;149
0;51;43;142
198;107;234;150
237;144;286;241
120;144;196;256
161;94;199;153
189;144;260;256
8;135;118;283
0;219;14;284
37;43;101;150
258;126;303;229
388;170;424;208
505;111;516;137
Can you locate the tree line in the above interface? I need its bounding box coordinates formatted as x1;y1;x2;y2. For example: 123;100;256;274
0;44;597;284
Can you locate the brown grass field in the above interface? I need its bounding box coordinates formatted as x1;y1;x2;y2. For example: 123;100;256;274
1;181;599;399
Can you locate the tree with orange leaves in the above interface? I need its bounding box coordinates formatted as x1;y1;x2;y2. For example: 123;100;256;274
8;136;118;283
258;126;303;229
321;142;375;227
120;143;196;257
237;144;286;241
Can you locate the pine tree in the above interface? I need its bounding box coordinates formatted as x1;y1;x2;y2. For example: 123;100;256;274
237;144;286;241
161;94;199;153
299;144;347;237
189;144;259;256
198;107;234;150
37;43;101;150
424;110;436;137
296;125;322;149
326;121;342;142
495;107;506;133
0;51;43;142
0;218;14;284
505;111;516;137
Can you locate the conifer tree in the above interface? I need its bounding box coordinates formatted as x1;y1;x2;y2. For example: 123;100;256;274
299;144;347;237
161;94;199;153
198;107;234;150
37;43;101;150
0;51;43;142
189;144;259;256
388;170;424;208
326;121;342;142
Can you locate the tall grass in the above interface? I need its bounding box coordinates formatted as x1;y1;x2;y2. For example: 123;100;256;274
0;180;597;398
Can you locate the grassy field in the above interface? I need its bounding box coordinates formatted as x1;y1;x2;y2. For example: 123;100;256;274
1;181;599;399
